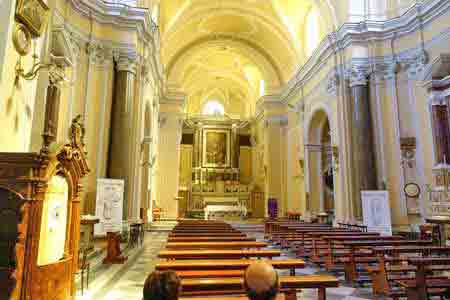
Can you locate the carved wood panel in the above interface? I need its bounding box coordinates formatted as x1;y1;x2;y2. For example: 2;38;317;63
0;188;26;300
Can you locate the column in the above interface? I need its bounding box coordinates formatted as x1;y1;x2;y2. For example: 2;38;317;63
107;52;137;220
263;115;288;217
157;109;184;219
347;65;378;218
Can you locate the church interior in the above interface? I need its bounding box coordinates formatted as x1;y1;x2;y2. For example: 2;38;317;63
3;0;450;300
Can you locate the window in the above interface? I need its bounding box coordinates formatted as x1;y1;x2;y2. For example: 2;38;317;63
259;80;265;97
304;7;321;58
349;0;366;22
203;101;225;116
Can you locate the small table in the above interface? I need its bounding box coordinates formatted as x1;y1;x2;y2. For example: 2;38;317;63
129;221;145;247
80;217;100;252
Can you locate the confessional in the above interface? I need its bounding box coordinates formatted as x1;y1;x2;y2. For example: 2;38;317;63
0;117;90;300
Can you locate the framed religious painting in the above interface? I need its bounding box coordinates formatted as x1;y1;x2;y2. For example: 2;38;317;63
16;0;50;38
202;129;231;168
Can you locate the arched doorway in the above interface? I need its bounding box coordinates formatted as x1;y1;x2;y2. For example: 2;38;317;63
306;110;334;219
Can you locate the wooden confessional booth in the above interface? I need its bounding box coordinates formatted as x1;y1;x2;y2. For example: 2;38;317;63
0;117;90;300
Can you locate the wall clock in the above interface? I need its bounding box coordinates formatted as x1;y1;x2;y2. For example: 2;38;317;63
404;182;421;198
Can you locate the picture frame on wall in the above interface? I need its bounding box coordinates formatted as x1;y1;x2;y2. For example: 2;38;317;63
16;0;50;38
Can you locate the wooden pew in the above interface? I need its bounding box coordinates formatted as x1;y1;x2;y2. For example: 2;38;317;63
155;258;305;276
368;246;450;296
158;249;281;260
172;229;239;233
180;294;286;300
165;241;268;250
178;293;286;300
336;240;432;284
320;235;404;271
167;236;256;242
180;275;339;300
169;232;246;237
294;231;379;258
396;257;450;300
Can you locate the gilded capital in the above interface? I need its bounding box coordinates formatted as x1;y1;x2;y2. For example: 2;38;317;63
114;51;138;74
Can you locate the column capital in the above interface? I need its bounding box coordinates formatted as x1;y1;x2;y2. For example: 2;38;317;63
87;42;113;67
371;62;399;82
114;50;138;74
346;64;370;87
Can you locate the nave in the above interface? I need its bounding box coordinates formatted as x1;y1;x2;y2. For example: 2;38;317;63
75;220;448;300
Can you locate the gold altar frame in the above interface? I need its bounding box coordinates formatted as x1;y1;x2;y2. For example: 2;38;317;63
202;129;231;168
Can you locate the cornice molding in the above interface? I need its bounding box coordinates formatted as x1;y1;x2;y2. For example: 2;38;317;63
278;0;450;103
60;2;164;88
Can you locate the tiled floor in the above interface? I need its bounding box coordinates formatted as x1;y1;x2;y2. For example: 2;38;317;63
78;226;375;300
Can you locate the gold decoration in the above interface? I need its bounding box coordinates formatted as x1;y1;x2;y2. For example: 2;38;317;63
12;23;31;56
15;0;50;38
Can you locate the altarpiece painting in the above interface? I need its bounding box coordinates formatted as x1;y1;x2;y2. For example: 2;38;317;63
202;129;230;168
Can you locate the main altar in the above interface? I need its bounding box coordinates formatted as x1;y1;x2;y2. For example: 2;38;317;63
179;116;261;219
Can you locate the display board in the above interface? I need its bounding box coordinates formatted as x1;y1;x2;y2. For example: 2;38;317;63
362;191;392;236
95;179;124;236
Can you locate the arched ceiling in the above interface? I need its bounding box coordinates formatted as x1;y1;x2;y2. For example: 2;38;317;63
159;0;335;118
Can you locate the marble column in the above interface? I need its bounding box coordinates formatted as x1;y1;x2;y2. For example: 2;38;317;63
348;67;378;218
108;52;137;220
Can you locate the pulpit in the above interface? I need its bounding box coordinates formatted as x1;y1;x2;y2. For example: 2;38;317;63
0;117;90;300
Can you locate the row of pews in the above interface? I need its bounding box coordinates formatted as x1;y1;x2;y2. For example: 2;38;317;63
266;220;450;300
156;220;339;300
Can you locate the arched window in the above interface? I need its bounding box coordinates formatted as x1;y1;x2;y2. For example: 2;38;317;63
259;80;266;97
203;101;225;116
304;7;321;58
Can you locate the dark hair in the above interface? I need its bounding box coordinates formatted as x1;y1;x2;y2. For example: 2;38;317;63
244;272;279;300
143;270;181;300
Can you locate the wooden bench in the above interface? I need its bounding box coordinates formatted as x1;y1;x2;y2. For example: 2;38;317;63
293;231;379;258
180;294;286;300
155;258;305;275
368;246;450;296
158;249;281;260
336;240;432;284
167;236;256;242
169;232;246;237
180;275;339;300
396;257;450;300
320;235;404;271
165;242;268;250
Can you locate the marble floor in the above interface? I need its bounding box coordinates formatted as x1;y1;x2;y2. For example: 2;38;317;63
76;226;377;300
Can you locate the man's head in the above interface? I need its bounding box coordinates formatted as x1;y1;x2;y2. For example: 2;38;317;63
143;270;181;300
244;262;280;300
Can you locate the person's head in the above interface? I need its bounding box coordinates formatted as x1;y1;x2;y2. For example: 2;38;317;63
143;270;181;300
244;262;280;300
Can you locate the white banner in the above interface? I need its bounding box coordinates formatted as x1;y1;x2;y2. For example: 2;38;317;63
94;179;124;236
362;191;392;236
